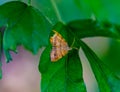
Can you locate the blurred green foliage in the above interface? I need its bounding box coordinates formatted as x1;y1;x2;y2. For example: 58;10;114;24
74;0;120;24
103;40;120;74
0;0;120;92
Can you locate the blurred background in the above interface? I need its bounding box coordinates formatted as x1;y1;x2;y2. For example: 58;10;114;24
0;47;41;92
0;0;120;92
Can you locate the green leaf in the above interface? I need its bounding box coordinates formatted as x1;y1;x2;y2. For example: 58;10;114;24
67;19;120;39
34;0;60;25
53;0;87;22
35;0;89;23
39;23;86;92
0;27;3;79
0;1;52;62
74;0;120;24
39;47;86;92
74;0;92;18
66;49;86;92
80;40;120;92
103;39;120;73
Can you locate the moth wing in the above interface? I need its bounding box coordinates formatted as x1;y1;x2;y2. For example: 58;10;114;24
50;30;70;62
60;39;69;56
50;33;62;47
50;47;62;62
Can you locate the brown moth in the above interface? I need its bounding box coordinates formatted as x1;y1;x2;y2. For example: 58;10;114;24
50;30;70;62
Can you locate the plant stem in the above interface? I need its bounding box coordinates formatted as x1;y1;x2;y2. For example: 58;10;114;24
50;0;62;21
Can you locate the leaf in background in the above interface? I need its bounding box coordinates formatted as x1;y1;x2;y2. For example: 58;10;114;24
0;26;5;79
103;39;120;74
80;40;120;92
74;0;120;24
34;0;90;24
54;0;88;22
0;27;4;79
74;0;92;18
67;19;120;39
0;1;52;62
33;0;60;25
39;22;86;92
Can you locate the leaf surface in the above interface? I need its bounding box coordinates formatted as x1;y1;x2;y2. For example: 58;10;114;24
39;23;86;92
0;27;3;79
74;0;120;24
0;1;52;62
80;40;120;92
67;19;120;39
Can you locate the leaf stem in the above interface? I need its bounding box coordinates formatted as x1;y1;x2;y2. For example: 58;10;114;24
50;0;62;21
70;37;75;47
70;38;79;50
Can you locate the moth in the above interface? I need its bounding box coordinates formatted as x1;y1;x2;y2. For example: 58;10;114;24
50;30;71;62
